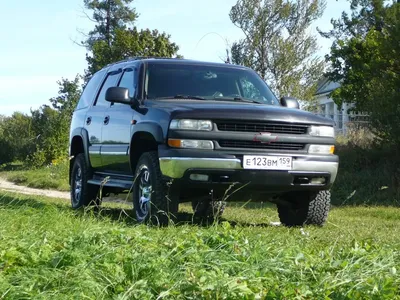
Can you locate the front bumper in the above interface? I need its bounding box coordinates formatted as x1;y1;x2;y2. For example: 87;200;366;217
158;148;339;190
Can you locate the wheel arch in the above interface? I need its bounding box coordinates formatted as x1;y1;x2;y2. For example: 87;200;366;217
69;128;90;184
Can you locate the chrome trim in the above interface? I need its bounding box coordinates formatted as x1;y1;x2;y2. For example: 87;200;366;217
159;156;338;183
159;157;241;178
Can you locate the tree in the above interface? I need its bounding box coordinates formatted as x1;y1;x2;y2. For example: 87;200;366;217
83;0;138;48
29;76;83;165
86;28;180;74
229;0;326;103
320;0;400;144
83;0;181;76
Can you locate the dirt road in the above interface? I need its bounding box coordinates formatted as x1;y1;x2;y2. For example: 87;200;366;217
0;178;69;199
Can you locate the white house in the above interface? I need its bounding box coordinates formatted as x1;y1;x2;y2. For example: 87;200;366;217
314;77;355;135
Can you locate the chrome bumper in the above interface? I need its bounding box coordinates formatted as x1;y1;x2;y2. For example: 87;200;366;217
159;157;338;184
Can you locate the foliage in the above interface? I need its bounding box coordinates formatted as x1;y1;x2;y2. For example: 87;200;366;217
27;75;82;166
0;192;399;298
2;158;69;191
320;0;400;145
87;27;181;75
83;0;180;76
229;0;326;104
0;76;82;167
0;112;36;164
83;0;138;49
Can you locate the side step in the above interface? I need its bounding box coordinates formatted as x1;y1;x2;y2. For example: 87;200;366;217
88;173;134;190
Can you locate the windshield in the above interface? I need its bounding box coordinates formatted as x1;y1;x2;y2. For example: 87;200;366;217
144;62;279;105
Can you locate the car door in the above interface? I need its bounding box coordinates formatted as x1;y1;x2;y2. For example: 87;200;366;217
101;65;138;174
85;68;122;171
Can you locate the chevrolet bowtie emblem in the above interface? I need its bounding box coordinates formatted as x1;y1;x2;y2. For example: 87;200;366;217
253;132;278;144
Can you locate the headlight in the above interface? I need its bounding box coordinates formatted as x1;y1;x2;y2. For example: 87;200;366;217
170;119;212;131
309;126;335;137
168;139;214;149
308;145;335;154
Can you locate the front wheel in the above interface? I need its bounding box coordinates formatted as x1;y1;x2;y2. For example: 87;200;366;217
132;152;179;225
277;190;331;227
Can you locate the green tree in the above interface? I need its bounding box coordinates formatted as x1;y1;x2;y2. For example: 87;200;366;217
83;0;138;48
87;28;180;74
29;75;82;166
229;0;326;103
320;0;400;144
83;0;181;76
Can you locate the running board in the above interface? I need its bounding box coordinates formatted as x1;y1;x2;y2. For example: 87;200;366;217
88;175;134;190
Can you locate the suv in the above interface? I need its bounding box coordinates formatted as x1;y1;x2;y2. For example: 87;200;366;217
69;57;338;226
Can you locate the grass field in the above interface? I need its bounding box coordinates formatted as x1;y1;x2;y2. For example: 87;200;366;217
0;191;399;299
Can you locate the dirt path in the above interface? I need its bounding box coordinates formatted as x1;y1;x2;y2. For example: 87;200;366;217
0;178;130;203
0;178;70;199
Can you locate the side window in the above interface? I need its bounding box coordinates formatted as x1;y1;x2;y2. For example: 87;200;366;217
118;69;135;98
76;70;105;110
95;72;120;107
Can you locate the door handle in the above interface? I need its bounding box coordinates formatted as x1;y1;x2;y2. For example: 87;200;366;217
103;115;110;125
86;116;92;125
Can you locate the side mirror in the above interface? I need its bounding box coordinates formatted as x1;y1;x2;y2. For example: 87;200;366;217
105;87;132;105
280;96;300;109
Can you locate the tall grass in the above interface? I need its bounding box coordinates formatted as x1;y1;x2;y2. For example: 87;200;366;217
0;191;399;299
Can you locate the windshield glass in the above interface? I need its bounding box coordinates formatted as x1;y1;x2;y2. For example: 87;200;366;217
145;62;279;105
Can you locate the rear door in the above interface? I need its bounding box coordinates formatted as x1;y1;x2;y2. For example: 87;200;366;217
85;68;122;170
101;64;139;174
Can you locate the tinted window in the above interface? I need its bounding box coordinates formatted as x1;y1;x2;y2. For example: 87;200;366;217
76;70;105;110
95;72;121;107
118;69;135;98
145;63;278;105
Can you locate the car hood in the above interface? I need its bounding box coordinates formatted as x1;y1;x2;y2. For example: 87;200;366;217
145;99;334;126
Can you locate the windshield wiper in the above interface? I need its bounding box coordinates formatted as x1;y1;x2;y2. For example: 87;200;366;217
212;96;263;104
155;95;206;100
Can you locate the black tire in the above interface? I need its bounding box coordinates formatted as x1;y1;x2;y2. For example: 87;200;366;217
277;190;331;227
132;151;179;225
70;153;99;209
192;198;226;220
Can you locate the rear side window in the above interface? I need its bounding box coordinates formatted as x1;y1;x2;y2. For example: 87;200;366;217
76;70;105;110
95;72;121;107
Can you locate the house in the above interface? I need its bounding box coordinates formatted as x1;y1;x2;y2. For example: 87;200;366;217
314;77;354;135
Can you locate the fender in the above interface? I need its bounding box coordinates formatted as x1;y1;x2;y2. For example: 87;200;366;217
130;121;165;145
69;127;91;166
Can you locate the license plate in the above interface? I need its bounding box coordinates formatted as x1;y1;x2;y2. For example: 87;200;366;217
242;155;292;170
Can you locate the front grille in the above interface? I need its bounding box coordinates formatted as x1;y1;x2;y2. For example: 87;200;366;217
218;140;305;151
216;121;309;134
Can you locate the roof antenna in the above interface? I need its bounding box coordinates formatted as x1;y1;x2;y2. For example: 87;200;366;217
225;48;231;64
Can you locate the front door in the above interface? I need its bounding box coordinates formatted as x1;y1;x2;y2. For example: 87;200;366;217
87;68;122;171
101;67;137;174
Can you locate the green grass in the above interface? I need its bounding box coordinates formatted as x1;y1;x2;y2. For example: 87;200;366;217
0;191;399;299
0;161;69;191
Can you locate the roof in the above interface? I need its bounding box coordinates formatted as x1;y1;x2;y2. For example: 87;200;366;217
315;76;341;95
104;56;249;70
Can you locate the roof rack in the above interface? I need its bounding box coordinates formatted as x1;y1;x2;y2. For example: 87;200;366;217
104;56;183;68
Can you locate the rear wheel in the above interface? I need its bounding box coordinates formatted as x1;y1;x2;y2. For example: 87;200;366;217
132;152;179;225
277;190;331;227
70;153;99;209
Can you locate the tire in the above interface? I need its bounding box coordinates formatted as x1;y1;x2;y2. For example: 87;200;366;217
192;198;226;220
70;153;99;209
132;151;179;225
277;190;331;227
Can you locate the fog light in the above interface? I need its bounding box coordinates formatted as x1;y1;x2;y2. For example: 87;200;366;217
190;174;209;181
311;177;326;184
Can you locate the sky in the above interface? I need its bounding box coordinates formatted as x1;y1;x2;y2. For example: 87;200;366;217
0;0;349;116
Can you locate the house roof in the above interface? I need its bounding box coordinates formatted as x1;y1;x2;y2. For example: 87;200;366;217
315;76;341;95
